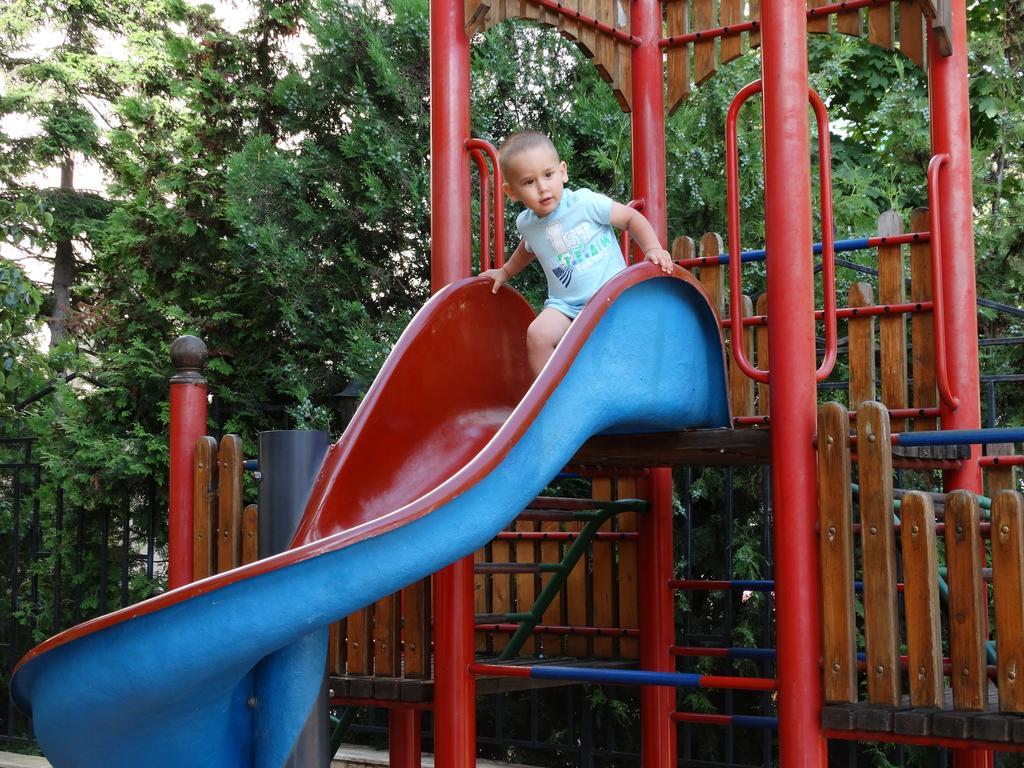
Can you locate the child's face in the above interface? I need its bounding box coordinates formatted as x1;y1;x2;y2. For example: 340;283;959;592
503;146;568;218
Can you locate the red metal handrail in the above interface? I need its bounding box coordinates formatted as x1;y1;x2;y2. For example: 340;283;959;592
809;88;838;381
622;198;645;263
926;153;961;411
465;139;506;270
725;81;837;384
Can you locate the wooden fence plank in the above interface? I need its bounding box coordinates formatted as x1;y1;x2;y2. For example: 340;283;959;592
945;490;987;711
373;593;401;677
217;435;244;573
475;546;488;652
617;476;639;658
755;293;769;417
986;444;1018;496
729;295;754;418
720;0;743;62
868;0;893;48
492;534;512;653
992;491;1024;713
807;0;830;34
817;402;857;703
748;0;760;47
900;492;944;708
329;621;346;675
932;0;952;57
560;0;581;52
347;607;372;676
592;477;614;658
848;283;876;412
241;503;258;566
515;520;537;654
698;233;725;314
672;235;695;265
878;211;908;432
595;0;615;81
541;520;564;655
898;0;925;67
579;0;598;57
666;0;691;113
856;402;901;706
835;0;860;35
612;39;631;111
909;208;937;432
567;512;589;657
193;436;218;581
402;579;430;678
693;0;717;85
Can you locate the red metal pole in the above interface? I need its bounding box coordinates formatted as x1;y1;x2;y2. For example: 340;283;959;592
759;0;827;763
630;0;673;760
430;0;472;288
928;0;982;492
167;335;208;591
638;471;677;766
929;3;988;767
389;708;422;768
430;0;474;762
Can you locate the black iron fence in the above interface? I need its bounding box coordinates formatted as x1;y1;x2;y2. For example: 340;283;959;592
0;436;161;748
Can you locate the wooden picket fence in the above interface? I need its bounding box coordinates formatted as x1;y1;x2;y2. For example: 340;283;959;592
193;434;258;580
818;400;1024;744
327;478;645;702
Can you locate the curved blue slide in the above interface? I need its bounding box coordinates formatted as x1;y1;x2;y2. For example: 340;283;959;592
11;263;729;767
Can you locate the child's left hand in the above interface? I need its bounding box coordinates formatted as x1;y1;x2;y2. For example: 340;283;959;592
644;248;674;274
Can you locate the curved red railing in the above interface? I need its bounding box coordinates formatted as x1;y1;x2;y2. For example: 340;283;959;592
726;80;837;384
622;198;646;263
809;88;837;381
466;139;505;270
926;153;961;411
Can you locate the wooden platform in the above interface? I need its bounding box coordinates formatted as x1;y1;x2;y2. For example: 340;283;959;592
823;702;1024;747
571;428;771;467
570;427;967;469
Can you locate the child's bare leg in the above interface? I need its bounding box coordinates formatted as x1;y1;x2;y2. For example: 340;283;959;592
527;308;573;377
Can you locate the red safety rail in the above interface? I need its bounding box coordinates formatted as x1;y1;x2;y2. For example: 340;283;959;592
980;455;1024;468
725;81;837;384
621;198;645;264
734;406;943;427
926;153;960;411
659;0;894;49
721;300;934;329
466;138;505;271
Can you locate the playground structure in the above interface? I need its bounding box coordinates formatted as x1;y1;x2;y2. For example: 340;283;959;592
8;0;1024;765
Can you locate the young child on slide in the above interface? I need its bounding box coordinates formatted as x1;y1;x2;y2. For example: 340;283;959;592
480;131;674;376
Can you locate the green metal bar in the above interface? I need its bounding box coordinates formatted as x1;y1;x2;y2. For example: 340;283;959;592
499;506;621;660
329;706;360;757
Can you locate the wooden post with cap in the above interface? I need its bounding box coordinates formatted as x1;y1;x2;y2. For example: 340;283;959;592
169;335;208;591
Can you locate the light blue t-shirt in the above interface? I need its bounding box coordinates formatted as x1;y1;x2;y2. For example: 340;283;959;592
516;187;626;319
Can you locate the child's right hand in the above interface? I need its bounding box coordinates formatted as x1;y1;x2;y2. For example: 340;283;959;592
480;267;510;294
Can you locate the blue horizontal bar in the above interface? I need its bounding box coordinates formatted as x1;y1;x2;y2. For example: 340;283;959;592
731;715;779;730
530;666;706;688
725;236;875;264
894;427;1024;447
